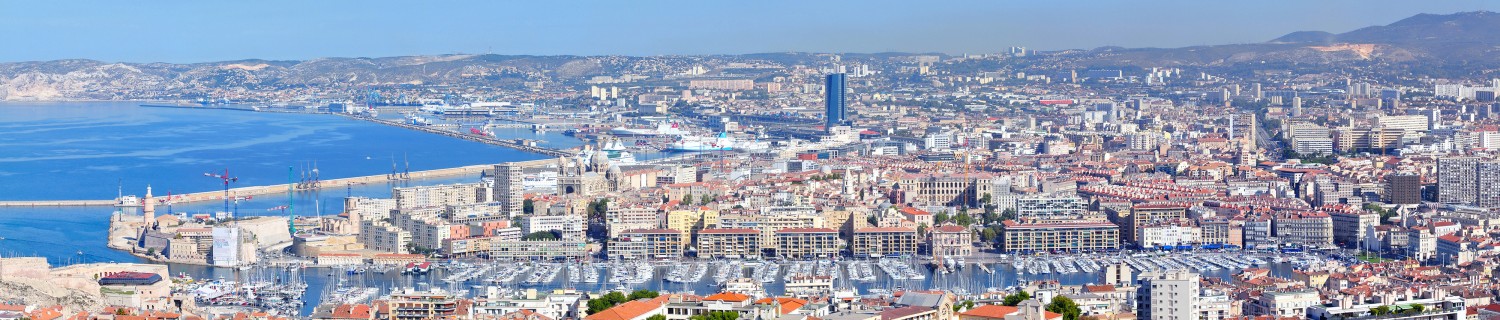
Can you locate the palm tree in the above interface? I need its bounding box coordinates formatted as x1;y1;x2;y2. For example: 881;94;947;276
1369;305;1391;316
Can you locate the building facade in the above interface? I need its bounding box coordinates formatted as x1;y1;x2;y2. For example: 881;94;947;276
851;227;918;258
774;228;841;259
999;220;1120;253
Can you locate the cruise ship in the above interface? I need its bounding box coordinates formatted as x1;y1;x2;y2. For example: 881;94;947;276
599;138;638;164
667;133;735;151
522;172;558;191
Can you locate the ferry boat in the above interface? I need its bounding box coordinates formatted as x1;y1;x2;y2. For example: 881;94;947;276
667;133;736;151
522;172;559;191
611;122;687;137
469;127;495;137
407;115;434;126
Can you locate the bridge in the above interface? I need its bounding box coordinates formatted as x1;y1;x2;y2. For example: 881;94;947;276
345;115;575;158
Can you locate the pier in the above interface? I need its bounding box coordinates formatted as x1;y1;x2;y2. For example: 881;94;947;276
344;115;575;158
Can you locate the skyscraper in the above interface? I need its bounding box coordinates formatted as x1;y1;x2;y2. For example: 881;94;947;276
1438;157;1500;207
493;164;524;217
824;73;846;131
1385;173;1422;205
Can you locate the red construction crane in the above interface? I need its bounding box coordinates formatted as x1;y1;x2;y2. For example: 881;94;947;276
204;169;238;220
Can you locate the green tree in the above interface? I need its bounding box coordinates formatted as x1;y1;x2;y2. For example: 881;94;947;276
588;292;629;314
1000;208;1017;221
523;231;559;240
952;300;976;312
917;223;929;237
523;198;536;214
701;194;714;204
681;194;693;206
935;211;950;225
1410;304;1425;313
588;198;610;219
982;204;998;224
953;213;974;226
980;228;998;242
1002;290;1030;306
1370;305;1391;316
1046;296;1082;320
628;289;660;301
646;316;666;320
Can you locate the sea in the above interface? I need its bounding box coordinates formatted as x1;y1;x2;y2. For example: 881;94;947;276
0;102;1297;316
0;101;561;259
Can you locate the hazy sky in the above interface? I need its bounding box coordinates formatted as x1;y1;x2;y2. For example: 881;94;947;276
2;1;1497;63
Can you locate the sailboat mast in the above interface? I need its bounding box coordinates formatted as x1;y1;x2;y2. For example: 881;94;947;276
287;166;297;234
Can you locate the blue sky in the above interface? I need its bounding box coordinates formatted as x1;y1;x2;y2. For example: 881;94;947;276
2;1;1497;63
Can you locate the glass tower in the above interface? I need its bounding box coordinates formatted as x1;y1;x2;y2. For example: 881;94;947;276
825;73;846;131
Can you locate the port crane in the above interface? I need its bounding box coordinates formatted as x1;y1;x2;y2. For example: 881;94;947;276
296;160;321;190
204;169;238;220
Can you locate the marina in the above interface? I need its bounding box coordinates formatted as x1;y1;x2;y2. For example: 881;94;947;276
144;251;1323;316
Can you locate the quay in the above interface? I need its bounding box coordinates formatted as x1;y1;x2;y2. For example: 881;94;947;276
3;163;496;207
343;115;575;158
5;158;560;207
0;200;116;207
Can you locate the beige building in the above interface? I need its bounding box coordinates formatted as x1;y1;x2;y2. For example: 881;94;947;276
718;212;820;249
607;206;661;238
1274;212;1334;248
489;240;589;260
1124;203;1188;244
929;224;974;257
896;173;1000;207
1000;220;1120;253
696;228;762;259
393;183;487;210
1198;218;1244;248
851;227;918;258
610;229;684;260
665;208;720;244
774;228;841;259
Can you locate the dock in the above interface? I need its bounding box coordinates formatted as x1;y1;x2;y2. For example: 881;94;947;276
344;115;575;158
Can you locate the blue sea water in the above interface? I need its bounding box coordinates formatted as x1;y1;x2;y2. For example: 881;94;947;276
0;101;559;200
0;101;553;263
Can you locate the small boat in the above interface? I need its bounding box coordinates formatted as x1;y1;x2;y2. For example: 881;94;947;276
404;262;432;275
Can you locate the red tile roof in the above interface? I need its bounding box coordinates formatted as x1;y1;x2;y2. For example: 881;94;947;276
959;305;1019;319
704;292;751;302
585;296;669;320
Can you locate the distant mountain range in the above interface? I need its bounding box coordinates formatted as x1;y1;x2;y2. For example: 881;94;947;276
2;11;1498;101
1077;11;1500;67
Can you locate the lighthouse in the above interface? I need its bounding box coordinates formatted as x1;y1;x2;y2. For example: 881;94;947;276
143;186;155;227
